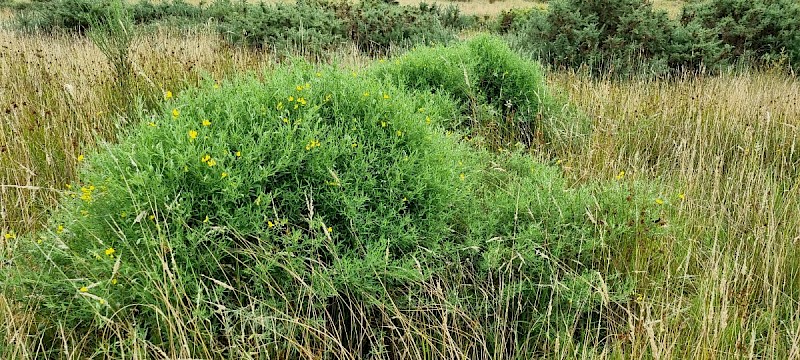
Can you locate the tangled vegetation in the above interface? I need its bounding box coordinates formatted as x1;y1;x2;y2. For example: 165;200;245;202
2;36;669;358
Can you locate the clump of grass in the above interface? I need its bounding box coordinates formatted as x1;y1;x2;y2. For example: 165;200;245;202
2;53;669;358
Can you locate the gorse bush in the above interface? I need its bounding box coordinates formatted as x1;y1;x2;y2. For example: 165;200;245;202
508;0;800;76
680;0;800;66
510;0;676;76
3;43;671;357
11;0;469;55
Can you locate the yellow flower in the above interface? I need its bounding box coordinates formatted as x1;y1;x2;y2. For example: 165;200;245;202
79;286;88;293
383;93;390;99
202;119;211;127
172;108;180;118
105;247;115;257
4;232;15;240
288;96;295;102
615;171;625;180
111;278;118;285
678;193;686;200
164;90;173;100
201;154;211;163
425;116;431;125
655;198;664;205
327;227;333;233
148;214;155;221
221;172;228;178
188;130;198;140
277;102;284;110
207;159;217;167
268;221;275;228
351;143;358;148
396;130;403;137
148;122;157;127
235;151;241;157
98;299;105;305
77;154;85;162
459;173;465;181
381;121;387;128
56;225;64;233
296;85;304;91
363;92;370;97
203;215;209;223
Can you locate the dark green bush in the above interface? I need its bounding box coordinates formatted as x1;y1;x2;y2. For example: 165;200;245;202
680;0;800;66
219;0;346;52
2;49;668;356
12;0;114;34
510;0;676;76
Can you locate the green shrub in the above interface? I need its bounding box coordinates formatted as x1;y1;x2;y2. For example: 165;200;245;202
219;0;346;53
373;34;587;150
3;52;668;357
511;0;676;76
12;0;114;33
680;0;800;66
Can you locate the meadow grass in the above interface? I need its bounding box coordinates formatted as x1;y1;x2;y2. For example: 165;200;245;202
1;24;798;359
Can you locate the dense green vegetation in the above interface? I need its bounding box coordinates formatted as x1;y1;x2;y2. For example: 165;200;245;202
2;35;670;358
504;0;800;75
1;0;800;358
10;0;799;73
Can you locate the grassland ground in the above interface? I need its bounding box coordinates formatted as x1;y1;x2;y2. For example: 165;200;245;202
1;22;799;359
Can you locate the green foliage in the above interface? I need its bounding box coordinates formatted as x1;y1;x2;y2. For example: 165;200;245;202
11;0;469;55
218;0;347;53
12;0;115;34
2;45;670;357
346;0;456;54
507;0;800;76
373;34;587;151
510;0;676;76
680;0;800;66
88;0;135;113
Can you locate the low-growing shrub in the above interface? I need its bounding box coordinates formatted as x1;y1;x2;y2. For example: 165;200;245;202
2;50;670;357
373;34;588;151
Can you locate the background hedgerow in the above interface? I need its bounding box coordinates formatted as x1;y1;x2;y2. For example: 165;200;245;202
506;0;800;76
679;0;800;67
11;0;471;55
2;55;668;358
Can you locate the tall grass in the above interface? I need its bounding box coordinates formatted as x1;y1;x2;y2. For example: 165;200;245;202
546;70;800;358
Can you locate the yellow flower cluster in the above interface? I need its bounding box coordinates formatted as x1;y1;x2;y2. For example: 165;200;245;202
201;154;217;167
80;185;96;202
305;139;321;151
188;130;198;140
172;108;180;118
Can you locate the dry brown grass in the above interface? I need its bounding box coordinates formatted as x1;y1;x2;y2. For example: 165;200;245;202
547;70;800;359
